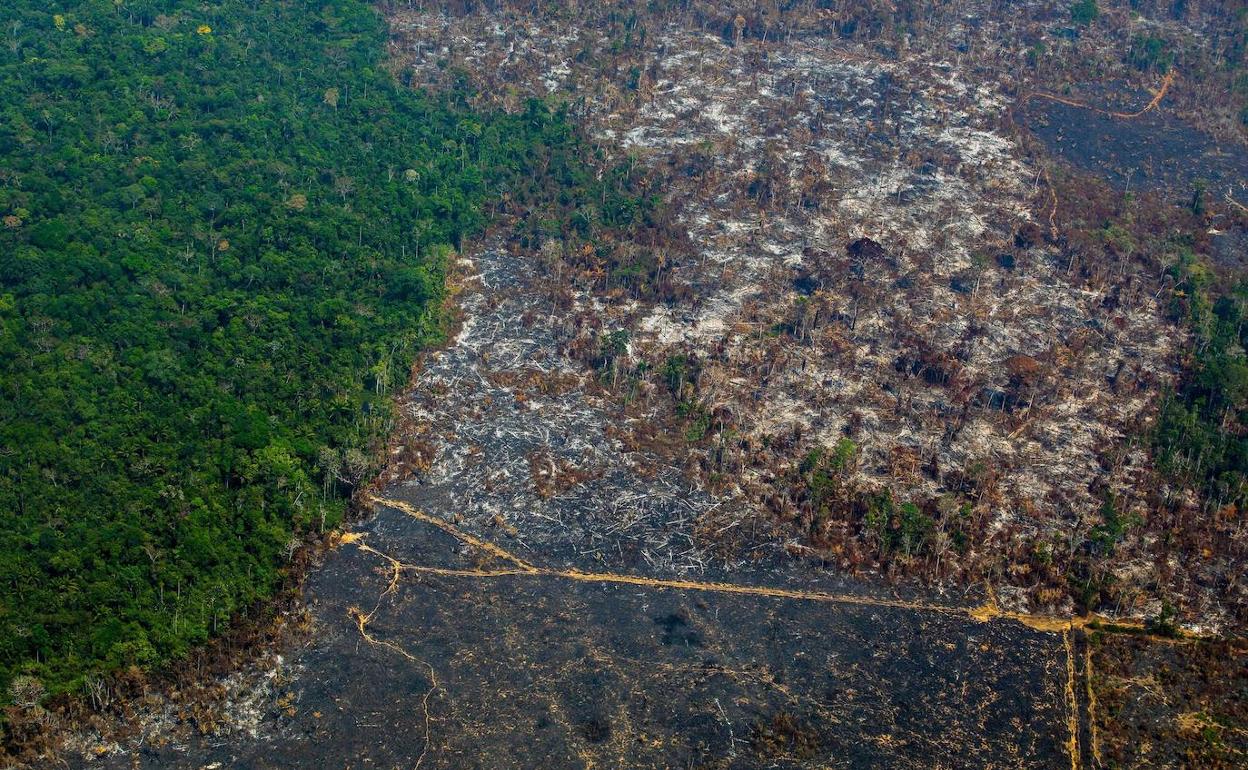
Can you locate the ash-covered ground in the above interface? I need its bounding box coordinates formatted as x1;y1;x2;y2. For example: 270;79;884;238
1021;82;1248;199
69;522;1075;769
68;239;1082;769
386;3;1200;624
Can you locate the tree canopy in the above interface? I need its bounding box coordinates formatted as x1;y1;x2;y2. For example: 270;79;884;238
0;0;609;702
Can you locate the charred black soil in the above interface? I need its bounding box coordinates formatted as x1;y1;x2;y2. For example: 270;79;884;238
1090;634;1248;769
74;497;1076;770
1021;82;1248;199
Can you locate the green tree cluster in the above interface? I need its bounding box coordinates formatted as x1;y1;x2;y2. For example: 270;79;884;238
0;0;602;704
1153;249;1248;510
1070;0;1100;27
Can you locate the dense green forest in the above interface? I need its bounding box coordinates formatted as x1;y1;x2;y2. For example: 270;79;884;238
1154;250;1248;510
0;0;630;705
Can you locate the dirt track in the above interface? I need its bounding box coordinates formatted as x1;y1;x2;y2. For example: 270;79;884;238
77;505;1083;769
74;242;1096;769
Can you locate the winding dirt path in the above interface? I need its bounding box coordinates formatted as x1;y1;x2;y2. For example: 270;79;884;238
1021;70;1176;120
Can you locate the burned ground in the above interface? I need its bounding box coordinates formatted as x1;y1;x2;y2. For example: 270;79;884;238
69;497;1076;769
1090;634;1248;768
1020;83;1248;200
386;0;1237;630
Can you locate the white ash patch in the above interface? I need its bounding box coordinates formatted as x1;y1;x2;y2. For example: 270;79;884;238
389;6;1185;619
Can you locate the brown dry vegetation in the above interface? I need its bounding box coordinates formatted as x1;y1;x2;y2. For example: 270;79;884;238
386;0;1247;632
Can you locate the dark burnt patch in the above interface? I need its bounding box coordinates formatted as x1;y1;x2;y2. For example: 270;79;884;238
654;611;703;648
1021;84;1248;198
